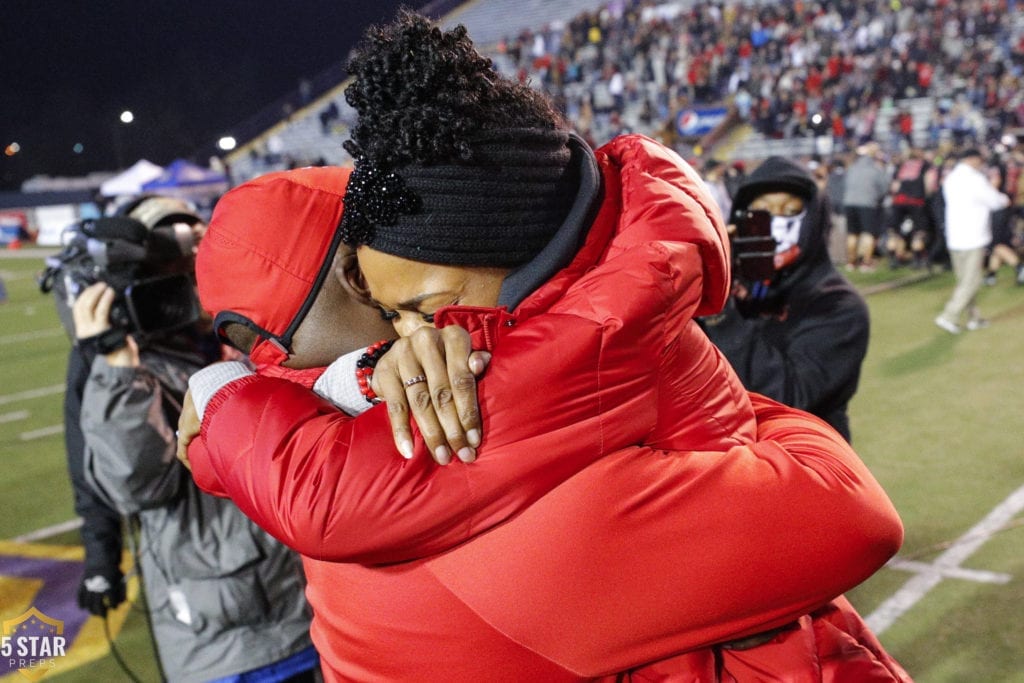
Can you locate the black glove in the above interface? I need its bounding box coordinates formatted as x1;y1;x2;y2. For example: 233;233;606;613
77;569;126;616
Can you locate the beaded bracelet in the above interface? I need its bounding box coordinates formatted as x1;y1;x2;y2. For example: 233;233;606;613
355;339;395;403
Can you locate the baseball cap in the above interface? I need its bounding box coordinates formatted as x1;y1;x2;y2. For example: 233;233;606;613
125;195;202;228
196;166;352;365
110;195;206;265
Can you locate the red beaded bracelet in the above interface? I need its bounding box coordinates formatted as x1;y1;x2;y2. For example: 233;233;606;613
355;339;395;403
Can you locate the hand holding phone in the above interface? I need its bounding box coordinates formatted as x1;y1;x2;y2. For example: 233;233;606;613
732;209;776;282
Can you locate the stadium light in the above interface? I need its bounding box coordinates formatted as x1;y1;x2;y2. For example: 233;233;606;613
218;136;237;151
4;142;19;157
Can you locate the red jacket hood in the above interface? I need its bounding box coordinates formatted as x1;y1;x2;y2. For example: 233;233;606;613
516;134;731;320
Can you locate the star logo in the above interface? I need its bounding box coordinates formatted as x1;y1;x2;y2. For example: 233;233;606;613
2;607;67;681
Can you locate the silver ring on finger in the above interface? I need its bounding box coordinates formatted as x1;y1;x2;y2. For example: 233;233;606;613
403;374;427;388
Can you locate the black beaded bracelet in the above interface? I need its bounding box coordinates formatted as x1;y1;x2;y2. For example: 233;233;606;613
355;339;395;403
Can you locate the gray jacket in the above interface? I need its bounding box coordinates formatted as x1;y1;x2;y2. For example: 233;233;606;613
81;343;313;683
842;155;890;209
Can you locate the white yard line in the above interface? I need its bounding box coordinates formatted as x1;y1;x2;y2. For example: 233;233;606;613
0;384;65;405
19;424;64;440
886;558;1011;585
0;270;41;279
866;483;1024;634
11;518;83;543
0;304;45;316
0;250;57;261
0;328;64;345
0;409;30;424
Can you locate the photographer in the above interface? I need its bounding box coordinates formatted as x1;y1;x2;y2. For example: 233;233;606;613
56;200;317;682
701;157;870;442
53;198;216;622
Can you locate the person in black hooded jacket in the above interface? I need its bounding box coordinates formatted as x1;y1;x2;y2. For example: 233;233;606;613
701;156;870;442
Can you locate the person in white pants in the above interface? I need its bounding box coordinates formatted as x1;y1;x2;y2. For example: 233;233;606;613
935;148;1010;333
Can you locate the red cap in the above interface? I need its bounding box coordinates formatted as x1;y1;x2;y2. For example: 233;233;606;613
196;166;352;365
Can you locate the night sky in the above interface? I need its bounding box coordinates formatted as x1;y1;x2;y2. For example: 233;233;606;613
0;0;411;190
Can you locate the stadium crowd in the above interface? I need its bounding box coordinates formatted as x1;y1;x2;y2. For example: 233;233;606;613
492;0;1023;152
268;0;1024;281
477;0;1024;281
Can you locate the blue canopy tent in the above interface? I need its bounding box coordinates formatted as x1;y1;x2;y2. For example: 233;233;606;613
141;159;229;204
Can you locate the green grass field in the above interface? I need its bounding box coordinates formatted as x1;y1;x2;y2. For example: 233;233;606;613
1;249;1022;682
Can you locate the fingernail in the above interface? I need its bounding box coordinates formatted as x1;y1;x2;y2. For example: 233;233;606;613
457;446;476;463
466;429;481;447
434;445;451;465
470;352;492;375
399;440;414;460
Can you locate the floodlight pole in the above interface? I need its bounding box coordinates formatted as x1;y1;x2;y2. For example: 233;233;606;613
113;110;134;170
113;125;125;170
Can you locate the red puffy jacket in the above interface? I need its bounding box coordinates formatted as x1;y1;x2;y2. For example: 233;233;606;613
189;135;908;681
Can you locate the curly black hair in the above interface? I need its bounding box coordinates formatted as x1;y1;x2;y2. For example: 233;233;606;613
344;9;567;168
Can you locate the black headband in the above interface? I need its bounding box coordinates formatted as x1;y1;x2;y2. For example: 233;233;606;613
340;128;576;266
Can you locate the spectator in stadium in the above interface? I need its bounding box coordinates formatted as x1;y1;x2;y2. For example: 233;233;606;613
985;222;1024;285
984;144;1024;285
826;157;847;241
180;13;907;680
843;142;890;271
67;203;318;683
724;159;747;199
894;108;915;148
318;100;340;134
926;151;955;271
702;156;870;442
887;147;938;269
700;157;731;220
935;148;1011;333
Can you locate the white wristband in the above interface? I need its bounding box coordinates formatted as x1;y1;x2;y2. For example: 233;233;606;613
313;347;375;416
188;361;254;422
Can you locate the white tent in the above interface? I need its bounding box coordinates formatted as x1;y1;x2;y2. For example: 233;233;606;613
99;159;165;197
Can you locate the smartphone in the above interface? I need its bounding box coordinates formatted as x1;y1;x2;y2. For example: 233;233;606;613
733;209;776;281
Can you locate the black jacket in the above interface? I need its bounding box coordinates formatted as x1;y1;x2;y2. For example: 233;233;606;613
703;157;870;441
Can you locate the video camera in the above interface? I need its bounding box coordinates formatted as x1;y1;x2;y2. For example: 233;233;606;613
39;216;200;341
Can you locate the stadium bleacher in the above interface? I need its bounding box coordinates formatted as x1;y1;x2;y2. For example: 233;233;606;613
227;0;615;183
439;0;612;46
226;0;1024;186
